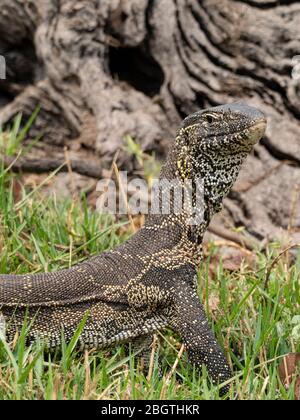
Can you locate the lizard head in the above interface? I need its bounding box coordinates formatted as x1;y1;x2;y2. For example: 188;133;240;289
174;102;266;219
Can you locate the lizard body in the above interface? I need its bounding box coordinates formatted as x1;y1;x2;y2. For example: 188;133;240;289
0;103;266;394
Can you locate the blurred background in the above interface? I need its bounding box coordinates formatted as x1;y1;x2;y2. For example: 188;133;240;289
0;0;300;245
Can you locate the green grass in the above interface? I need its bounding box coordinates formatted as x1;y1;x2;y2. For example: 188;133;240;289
0;127;300;400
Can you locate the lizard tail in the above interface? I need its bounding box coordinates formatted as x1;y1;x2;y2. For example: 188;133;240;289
0;264;105;308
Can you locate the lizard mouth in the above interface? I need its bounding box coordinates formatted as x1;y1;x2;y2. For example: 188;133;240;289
246;119;267;145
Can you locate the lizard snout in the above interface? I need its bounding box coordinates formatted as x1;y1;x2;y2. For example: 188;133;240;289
247;117;267;145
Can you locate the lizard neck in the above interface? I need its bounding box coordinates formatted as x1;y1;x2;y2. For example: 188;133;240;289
144;201;212;261
141;149;215;266
143;145;243;262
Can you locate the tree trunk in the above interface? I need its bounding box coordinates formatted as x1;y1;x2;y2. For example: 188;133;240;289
0;0;300;243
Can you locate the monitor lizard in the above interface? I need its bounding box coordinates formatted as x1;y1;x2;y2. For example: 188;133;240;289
0;102;267;395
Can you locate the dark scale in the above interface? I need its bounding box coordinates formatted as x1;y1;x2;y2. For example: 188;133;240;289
0;103;266;395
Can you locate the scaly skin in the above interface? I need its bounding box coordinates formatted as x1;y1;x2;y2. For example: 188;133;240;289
0;103;266;394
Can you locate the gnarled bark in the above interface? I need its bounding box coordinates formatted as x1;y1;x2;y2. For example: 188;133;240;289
0;0;300;243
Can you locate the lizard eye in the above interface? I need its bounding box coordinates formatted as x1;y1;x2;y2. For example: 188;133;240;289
204;113;217;124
